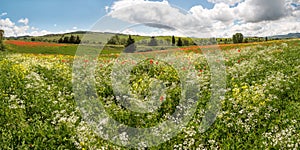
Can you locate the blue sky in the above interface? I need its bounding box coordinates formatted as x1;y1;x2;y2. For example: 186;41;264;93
1;0;113;32
0;0;213;32
0;0;299;37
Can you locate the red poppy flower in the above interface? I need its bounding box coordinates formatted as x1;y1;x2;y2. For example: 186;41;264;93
150;59;153;64
160;96;164;101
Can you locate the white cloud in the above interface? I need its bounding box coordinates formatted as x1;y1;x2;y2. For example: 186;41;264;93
235;0;287;23
0;18;15;27
18;18;29;25
108;0;211;37
106;0;300;37
207;0;244;5
0;17;51;37
73;26;78;30
105;6;110;13
0;12;8;17
31;27;39;30
190;2;234;24
30;30;52;36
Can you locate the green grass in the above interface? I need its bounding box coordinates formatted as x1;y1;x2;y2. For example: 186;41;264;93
0;39;299;149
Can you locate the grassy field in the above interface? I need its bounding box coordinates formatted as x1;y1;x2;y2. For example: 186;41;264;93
0;39;299;149
4;40;124;56
4;39;291;55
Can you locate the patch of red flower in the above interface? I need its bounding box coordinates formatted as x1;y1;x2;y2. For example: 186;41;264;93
160;96;164;101
149;59;154;64
5;40;67;47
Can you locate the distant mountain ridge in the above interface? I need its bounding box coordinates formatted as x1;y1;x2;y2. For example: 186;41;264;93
269;33;300;39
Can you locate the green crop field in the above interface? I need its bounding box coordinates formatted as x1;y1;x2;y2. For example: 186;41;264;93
0;39;299;149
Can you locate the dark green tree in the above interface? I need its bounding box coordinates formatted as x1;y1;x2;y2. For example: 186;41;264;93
69;35;75;44
172;35;176;46
107;35;120;45
58;37;63;43
0;29;4;51
183;39;189;46
63;36;69;43
148;36;158;46
232;33;244;43
124;35;136;53
75;35;81;44
177;37;183;46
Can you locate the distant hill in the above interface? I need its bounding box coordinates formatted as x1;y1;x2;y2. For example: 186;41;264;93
269;33;300;39
5;31;300;46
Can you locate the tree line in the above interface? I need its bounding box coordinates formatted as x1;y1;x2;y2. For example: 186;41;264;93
108;35;194;47
58;35;81;44
123;35;191;53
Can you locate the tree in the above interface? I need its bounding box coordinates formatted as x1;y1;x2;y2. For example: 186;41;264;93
63;36;69;43
69;35;76;44
124;35;136;53
224;38;228;44
183;39;189;46
232;33;243;43
0;29;4;51
172;35;176;46
148;36;158;46
107;35;120;45
177;37;183;46
165;38;171;45
75;35;81;44
58;37;63;43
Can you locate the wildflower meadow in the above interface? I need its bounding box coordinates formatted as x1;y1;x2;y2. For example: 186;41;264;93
0;39;299;149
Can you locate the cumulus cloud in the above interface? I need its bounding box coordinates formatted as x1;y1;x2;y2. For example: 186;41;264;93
235;0;287;23
106;0;299;37
0;17;51;37
18;18;29;25
108;0;212;37
0;18;15;27
190;2;234;24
